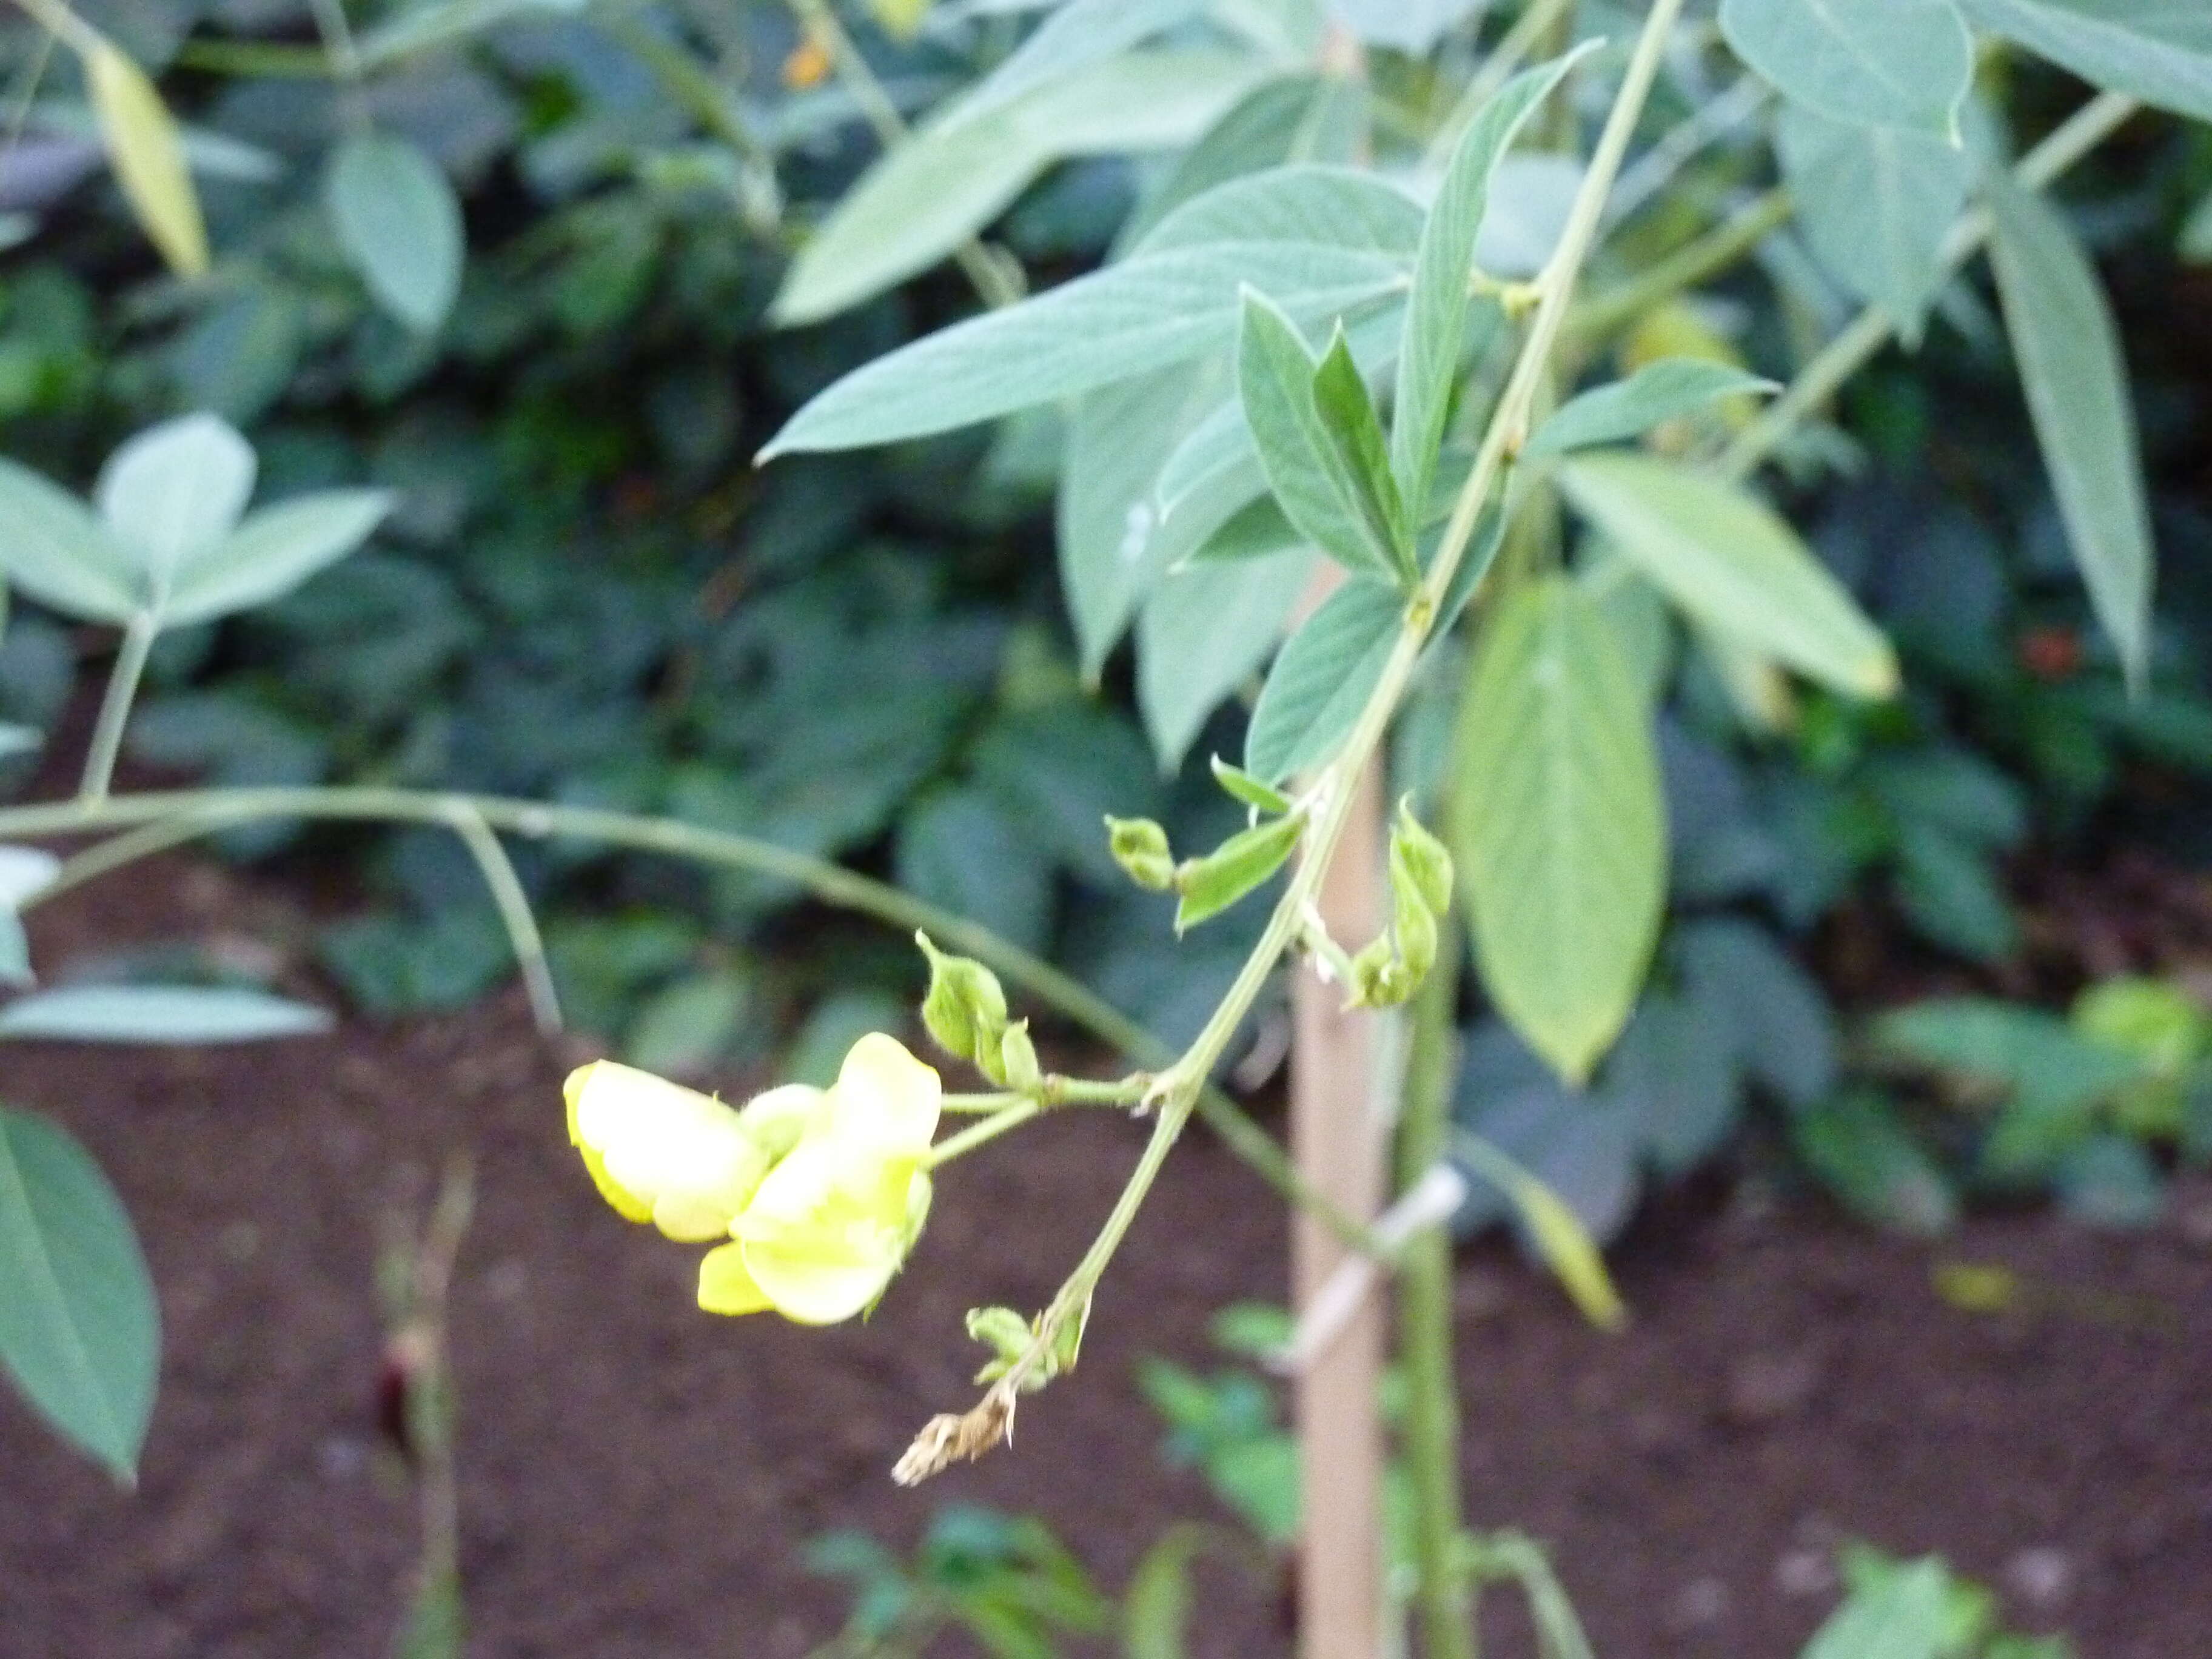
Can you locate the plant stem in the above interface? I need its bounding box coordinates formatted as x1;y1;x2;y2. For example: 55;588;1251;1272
1718;89;2138;481
76;614;153;805
441;799;563;1036
1398;664;1483;1659
919;0;1690;1453
782;0;1022;310
925;1099;1039;1168
1;782;1373;1252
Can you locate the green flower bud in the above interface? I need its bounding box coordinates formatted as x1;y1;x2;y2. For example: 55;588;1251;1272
915;931;1007;1068
997;1019;1042;1094
1105;816;1177;891
1391;796;1453;917
1346;805;1449;1008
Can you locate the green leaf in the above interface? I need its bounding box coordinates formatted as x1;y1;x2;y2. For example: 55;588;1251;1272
1115;72;1369;251
95;413;256;589
1137;547;1313;769
1208;756;1294;816
1960;0;2212;124
762;242;1407;457
772;49;1259;326
0;985;332;1043
1719;0;1973;135
1774;106;1974;346
1986;170;2156;691
1800;1557;1952;1659
1455;577;1666;1084
0;1107;159;1483
1875;996;2143;1125
1123;1524;1215;1659
326;133;465;334
1555;451;1898;699
1892;820;2017;961
1792;1092;1957;1235
1060;358;1243;678
84;36;207;276
163;489;394;628
1244;576;1401;782
943;0;1205;129
1393;49;1589;508
1175;813;1303;932
1135;164;1423;258
0;459;140;623
1525;360;1779;458
1237;293;1408;583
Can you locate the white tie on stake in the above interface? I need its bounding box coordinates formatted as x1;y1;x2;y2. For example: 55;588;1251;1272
1270;1160;1470;1375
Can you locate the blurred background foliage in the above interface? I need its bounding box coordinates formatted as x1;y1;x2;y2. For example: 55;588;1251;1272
2;0;2210;1238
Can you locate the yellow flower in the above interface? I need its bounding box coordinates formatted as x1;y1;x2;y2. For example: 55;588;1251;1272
698;1033;940;1325
564;1060;815;1242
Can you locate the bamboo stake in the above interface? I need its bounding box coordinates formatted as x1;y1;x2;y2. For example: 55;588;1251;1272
1291;754;1391;1659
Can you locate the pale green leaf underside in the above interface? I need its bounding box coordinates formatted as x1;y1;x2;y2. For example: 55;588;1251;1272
1138;546;1313;769
1720;0;1973;134
0;1107;159;1483
163;489;394;628
327;132;465;334
941;0;1205;130
0;985;333;1043
762;243;1407;457
1392;49;1590;508
772;49;1261;326
1775;106;1973;344
1986;170;2155;689
1961;0;2212;124
0;459;141;623
1556;451;1898;699
1454;577;1666;1084
1244;576;1401;783
95;412;256;588
1525;359;1778;458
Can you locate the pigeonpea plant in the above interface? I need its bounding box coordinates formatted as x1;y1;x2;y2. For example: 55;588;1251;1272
0;1;2202;1655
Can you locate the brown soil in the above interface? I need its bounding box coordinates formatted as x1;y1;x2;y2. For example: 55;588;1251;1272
2;857;2208;1659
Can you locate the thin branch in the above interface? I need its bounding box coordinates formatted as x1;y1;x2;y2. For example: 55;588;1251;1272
441;799;563;1036
0;782;1376;1252
1718;89;2139;481
77;614;154;805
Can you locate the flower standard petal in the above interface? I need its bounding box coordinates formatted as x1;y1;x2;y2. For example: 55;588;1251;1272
826;1032;942;1153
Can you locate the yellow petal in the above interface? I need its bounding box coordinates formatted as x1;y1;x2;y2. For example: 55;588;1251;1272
697;1241;774;1316
568;1059;768;1240
828;1033;940;1152
577;1142;653;1223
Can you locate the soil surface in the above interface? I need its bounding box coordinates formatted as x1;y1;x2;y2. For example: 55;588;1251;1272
2;857;2209;1659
